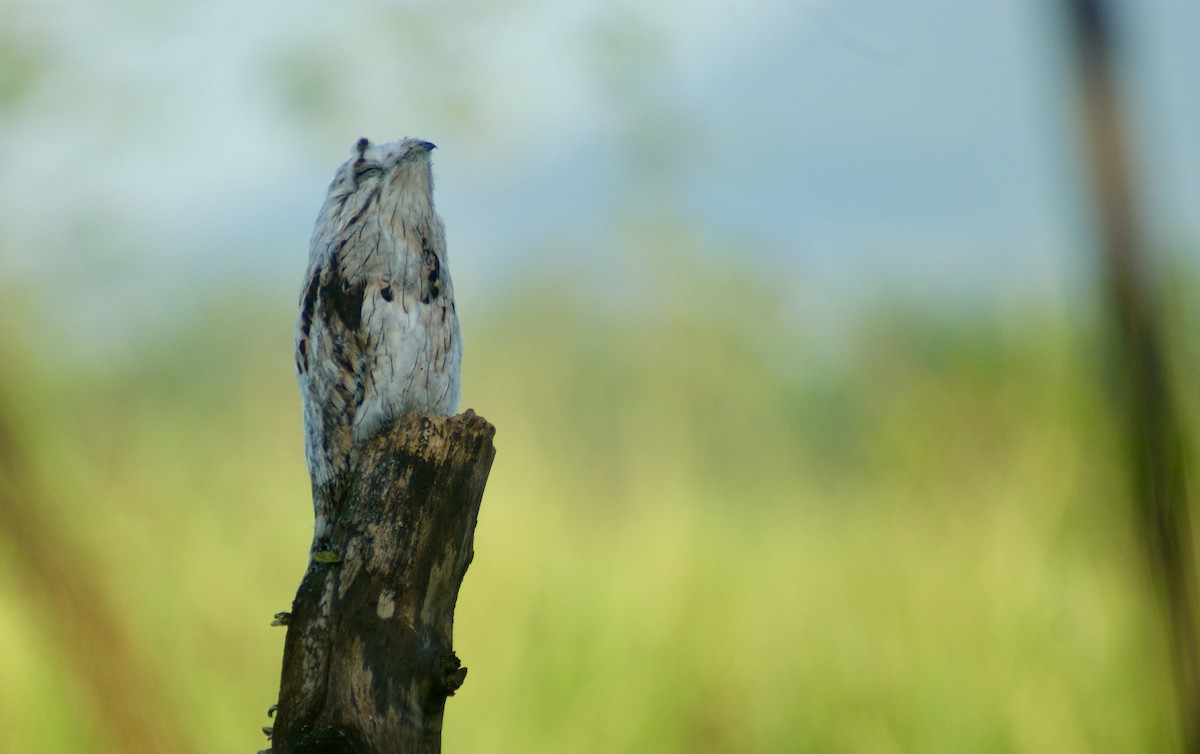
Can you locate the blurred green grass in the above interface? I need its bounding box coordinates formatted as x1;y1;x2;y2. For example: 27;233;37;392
0;271;1191;752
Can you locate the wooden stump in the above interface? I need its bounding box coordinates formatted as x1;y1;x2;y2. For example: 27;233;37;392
270;410;496;753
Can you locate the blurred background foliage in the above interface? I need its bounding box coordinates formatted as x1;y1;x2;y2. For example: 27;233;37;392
0;0;1198;752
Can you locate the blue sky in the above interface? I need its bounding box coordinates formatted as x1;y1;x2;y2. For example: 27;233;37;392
0;0;1195;350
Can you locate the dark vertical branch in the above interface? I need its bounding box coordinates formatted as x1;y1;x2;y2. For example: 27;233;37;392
271;410;495;754
1065;1;1200;749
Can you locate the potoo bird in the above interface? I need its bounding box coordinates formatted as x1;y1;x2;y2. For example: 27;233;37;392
295;137;461;550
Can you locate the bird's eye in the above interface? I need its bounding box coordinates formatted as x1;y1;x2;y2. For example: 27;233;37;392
354;165;382;182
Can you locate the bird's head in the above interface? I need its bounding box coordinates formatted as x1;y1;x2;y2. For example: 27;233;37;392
324;136;436;203
317;136;439;236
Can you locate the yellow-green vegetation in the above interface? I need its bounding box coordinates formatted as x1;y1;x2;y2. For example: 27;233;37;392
0;274;1189;752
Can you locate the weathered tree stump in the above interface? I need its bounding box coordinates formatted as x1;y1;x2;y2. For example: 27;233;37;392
270;410;496;753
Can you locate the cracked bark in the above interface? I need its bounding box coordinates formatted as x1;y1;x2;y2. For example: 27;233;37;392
270;410;496;753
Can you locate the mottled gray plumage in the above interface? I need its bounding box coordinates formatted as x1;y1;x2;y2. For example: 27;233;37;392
296;137;461;549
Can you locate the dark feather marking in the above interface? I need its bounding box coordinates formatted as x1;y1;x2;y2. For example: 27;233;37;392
420;233;442;304
299;272;320;337
296;271;321;374
321;255;365;332
342;188;380;234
